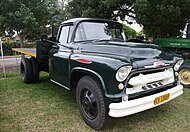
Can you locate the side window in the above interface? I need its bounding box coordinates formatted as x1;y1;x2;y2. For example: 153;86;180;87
58;26;70;44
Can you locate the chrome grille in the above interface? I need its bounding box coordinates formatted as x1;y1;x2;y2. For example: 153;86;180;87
142;82;163;90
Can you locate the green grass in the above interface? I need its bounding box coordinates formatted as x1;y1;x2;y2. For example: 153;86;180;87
0;73;190;132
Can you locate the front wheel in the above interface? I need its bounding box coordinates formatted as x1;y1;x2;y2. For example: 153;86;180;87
76;76;108;130
178;65;190;88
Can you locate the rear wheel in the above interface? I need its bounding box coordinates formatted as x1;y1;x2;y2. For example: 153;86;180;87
76;76;108;130
178;65;190;88
30;58;40;83
20;58;32;83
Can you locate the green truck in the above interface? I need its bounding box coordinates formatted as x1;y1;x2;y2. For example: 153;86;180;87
13;18;184;130
155;34;190;88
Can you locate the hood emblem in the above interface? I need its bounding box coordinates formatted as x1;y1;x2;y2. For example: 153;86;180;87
154;61;166;68
145;61;167;68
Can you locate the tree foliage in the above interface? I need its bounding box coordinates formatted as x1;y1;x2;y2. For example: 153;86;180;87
123;24;137;39
134;0;190;38
67;0;134;19
67;0;190;39
0;0;59;46
1;0;189;43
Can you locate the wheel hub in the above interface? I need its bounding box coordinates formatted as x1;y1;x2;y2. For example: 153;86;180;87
81;89;98;119
83;97;92;110
179;69;190;85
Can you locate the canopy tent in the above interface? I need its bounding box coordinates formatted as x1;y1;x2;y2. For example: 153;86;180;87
0;37;6;77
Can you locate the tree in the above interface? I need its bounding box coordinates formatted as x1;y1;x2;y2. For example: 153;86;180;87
0;0;59;47
123;24;137;39
66;0;190;39
134;0;190;38
66;0;135;20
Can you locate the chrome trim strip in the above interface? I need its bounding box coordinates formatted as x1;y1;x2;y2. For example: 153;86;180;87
50;79;70;90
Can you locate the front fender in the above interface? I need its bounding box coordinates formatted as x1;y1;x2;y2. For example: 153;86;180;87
71;67;122;98
70;53;131;99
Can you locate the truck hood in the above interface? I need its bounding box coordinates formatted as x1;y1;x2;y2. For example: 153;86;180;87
78;41;177;68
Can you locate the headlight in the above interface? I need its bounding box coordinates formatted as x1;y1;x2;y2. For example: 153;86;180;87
116;66;132;82
174;59;184;71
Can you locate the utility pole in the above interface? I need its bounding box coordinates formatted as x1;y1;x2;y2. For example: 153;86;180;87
0;36;6;78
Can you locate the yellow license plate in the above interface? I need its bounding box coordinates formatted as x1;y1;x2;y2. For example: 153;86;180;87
154;93;170;105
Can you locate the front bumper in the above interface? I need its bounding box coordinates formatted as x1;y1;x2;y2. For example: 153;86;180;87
108;84;183;117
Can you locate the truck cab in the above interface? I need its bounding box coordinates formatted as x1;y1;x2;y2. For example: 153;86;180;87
20;18;184;130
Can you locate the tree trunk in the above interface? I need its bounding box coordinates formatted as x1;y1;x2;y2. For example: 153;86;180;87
20;34;24;48
16;31;24;48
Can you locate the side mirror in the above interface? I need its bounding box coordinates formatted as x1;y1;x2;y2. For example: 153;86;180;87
52;44;59;49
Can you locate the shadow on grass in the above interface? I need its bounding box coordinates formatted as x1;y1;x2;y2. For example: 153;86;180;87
25;72;77;105
105;103;178;131
1;72;188;131
38;75;180;131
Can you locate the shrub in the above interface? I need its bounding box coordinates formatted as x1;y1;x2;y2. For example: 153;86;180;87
0;42;35;56
0;42;20;56
123;24;137;39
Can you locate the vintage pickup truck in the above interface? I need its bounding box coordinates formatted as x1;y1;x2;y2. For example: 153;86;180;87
13;18;184;130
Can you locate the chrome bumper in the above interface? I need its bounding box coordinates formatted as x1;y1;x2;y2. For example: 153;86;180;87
108;84;183;117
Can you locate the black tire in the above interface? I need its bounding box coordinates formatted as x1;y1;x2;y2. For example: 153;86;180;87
20;58;32;83
30;58;40;83
76;76;108;130
178;64;190;88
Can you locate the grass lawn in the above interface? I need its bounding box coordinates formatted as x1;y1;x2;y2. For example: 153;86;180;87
0;73;190;132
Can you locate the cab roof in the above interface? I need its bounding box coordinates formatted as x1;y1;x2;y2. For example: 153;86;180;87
61;18;120;25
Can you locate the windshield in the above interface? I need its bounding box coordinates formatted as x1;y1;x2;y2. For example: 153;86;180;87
74;21;124;42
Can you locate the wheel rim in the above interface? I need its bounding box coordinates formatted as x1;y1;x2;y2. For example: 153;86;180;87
20;62;25;79
179;69;190;85
80;88;98;119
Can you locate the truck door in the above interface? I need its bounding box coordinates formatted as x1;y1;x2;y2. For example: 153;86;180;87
49;25;73;89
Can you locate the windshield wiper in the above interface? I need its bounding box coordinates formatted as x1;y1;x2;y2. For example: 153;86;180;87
93;38;124;42
111;38;125;42
75;38;125;43
92;39;110;42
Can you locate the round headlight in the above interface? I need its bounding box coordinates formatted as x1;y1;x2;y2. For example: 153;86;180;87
174;59;184;71
116;66;132;82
